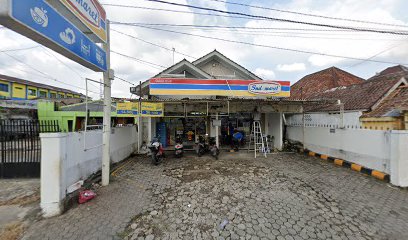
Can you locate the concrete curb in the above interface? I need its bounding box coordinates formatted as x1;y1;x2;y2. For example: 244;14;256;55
300;149;390;182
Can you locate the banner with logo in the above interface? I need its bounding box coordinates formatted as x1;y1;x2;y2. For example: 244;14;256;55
149;78;290;97
116;102;138;115
60;0;107;43
141;102;164;117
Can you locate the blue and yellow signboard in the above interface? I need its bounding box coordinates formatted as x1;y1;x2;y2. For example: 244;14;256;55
141;102;164;117
116;102;163;117
116;102;138;115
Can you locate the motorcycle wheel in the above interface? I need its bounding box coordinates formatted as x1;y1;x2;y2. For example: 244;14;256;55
152;154;158;165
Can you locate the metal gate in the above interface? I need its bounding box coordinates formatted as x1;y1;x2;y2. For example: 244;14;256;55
0;119;60;178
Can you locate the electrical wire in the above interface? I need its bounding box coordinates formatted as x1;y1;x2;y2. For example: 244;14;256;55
111;22;405;42
128;23;408;65
112;22;408;34
102;4;260;21
348;42;407;68
115;76;136;86
111;50;166;69
40;46;100;90
111;28;197;59
1;51;99;94
208;0;408;29
145;0;408;35
0;46;41;52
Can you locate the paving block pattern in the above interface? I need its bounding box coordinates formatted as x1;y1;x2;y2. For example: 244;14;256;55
22;153;408;240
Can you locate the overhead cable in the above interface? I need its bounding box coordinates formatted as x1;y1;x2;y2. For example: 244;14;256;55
144;0;408;35
111;50;167;69
132;24;408;65
1;51;99;94
208;0;408;29
110;28;196;59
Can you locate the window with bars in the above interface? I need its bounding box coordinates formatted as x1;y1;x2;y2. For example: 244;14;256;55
28;88;37;96
0;83;8;92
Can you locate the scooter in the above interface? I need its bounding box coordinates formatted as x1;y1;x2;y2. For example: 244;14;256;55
196;135;208;157
208;137;220;160
149;138;164;165
174;136;184;158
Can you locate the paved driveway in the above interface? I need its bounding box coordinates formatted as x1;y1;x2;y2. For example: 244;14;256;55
23;152;408;240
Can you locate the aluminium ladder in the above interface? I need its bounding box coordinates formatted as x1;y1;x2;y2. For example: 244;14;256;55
248;121;267;158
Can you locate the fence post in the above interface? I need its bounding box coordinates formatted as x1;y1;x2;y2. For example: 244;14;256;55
40;132;68;217
390;130;408;187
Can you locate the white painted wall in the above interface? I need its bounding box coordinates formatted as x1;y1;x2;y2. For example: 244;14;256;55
40;126;138;217
286;112;363;128
390;131;408;187
286;126;408;187
266;113;283;150
286;126;390;173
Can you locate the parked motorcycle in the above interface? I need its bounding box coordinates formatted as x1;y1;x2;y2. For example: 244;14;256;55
196;135;208;157
174;136;184;158
208;137;220;160
149;138;164;165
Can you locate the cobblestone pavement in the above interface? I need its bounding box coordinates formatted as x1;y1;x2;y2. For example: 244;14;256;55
0;179;39;205
22;152;408;240
0;178;40;232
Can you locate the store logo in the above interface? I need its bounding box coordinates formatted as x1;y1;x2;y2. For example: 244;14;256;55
248;82;281;95
30;7;48;27
60;28;76;45
66;0;100;27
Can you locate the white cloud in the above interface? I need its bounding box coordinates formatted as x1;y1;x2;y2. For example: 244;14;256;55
254;68;275;79
277;63;306;72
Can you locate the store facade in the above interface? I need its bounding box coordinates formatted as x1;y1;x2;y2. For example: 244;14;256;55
130;50;314;151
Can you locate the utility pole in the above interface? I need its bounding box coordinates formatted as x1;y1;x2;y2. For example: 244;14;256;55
102;20;111;186
172;47;175;65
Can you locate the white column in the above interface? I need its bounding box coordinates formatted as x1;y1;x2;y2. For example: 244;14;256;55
276;113;283;150
390;130;408;187
102;20;111;186
40;133;68;218
147;117;153;143
215;113;219;148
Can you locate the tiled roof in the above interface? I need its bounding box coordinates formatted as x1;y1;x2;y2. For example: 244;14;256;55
361;86;408;118
0;73;82;95
305;65;408;112
290;67;364;100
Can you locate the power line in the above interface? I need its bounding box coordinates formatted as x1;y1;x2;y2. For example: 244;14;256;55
348;42;406;68
0;46;41;52
110;28;197;59
113;22;406;33
145;0;408;35
131;23;408;65
115;76;136;86
40;46;100;90
208;0;408;29
1;51;99;94
111;50;166;69
111;22;405;42
102;4;278;21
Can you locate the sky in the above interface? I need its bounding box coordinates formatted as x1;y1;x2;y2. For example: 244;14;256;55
1;0;408;99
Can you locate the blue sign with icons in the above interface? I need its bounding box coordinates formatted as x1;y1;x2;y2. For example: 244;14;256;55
10;0;107;72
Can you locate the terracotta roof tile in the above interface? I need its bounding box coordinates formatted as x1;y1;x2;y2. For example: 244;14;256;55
304;65;408;112
361;86;408;118
290;67;364;100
